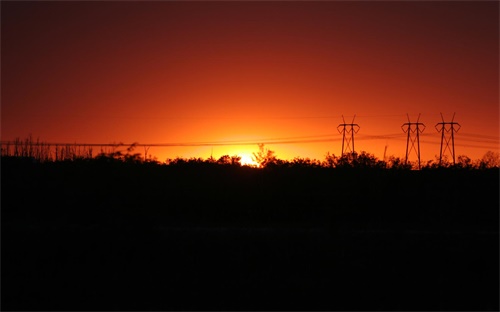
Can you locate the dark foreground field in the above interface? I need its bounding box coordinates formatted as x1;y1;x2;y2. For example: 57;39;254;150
2;157;499;311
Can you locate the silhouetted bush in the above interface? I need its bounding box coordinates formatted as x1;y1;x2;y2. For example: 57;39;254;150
2;137;499;169
1;150;498;311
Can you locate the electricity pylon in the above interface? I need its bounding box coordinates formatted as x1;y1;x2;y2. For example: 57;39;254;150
402;113;425;169
337;115;360;157
435;112;461;165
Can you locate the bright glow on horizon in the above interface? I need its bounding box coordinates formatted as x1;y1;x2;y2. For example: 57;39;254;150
239;153;259;167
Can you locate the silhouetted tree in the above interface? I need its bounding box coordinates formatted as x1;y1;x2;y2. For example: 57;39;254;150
290;157;322;168
165;157;188;165
455;155;474;169
335;152;358;168
230;155;242;166
323;152;338;168
217;155;232;165
351;151;385;169
95;142;145;163
386;155;412;170
479;151;500;169
217;155;242;166
252;144;278;168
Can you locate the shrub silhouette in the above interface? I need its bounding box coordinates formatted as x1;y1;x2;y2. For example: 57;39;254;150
252;143;278;167
2;137;500;169
1;144;499;312
216;154;242;166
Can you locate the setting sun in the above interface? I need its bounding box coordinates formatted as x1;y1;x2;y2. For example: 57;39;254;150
239;153;259;167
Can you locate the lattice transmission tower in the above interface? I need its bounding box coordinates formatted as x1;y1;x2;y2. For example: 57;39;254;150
435;112;461;165
337;115;360;157
402;113;425;169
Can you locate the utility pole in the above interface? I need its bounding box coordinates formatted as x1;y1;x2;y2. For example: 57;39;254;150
337;115;360;157
402;113;425;169
435;112;461;165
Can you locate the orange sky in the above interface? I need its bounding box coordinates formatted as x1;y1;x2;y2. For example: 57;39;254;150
2;1;499;163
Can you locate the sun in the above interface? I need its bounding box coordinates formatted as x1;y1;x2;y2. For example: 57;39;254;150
239;153;259;167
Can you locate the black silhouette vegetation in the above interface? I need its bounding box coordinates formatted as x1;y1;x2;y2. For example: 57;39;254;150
1;144;499;311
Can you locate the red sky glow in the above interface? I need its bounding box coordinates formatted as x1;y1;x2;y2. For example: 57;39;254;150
2;1;499;163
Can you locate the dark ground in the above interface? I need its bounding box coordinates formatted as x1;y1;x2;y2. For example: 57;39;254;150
1;158;499;311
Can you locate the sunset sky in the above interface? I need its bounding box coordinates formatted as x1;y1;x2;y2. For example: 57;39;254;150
2;1;499;163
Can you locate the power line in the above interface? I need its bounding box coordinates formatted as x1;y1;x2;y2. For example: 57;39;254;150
3;131;498;149
0;137;343;148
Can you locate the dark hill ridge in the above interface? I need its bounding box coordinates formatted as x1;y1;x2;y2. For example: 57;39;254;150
1;157;499;310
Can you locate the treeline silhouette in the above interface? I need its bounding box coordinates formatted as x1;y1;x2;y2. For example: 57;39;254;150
2;136;499;169
1;146;499;311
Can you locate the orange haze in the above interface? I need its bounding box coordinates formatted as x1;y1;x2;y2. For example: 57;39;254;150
2;1;499;163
